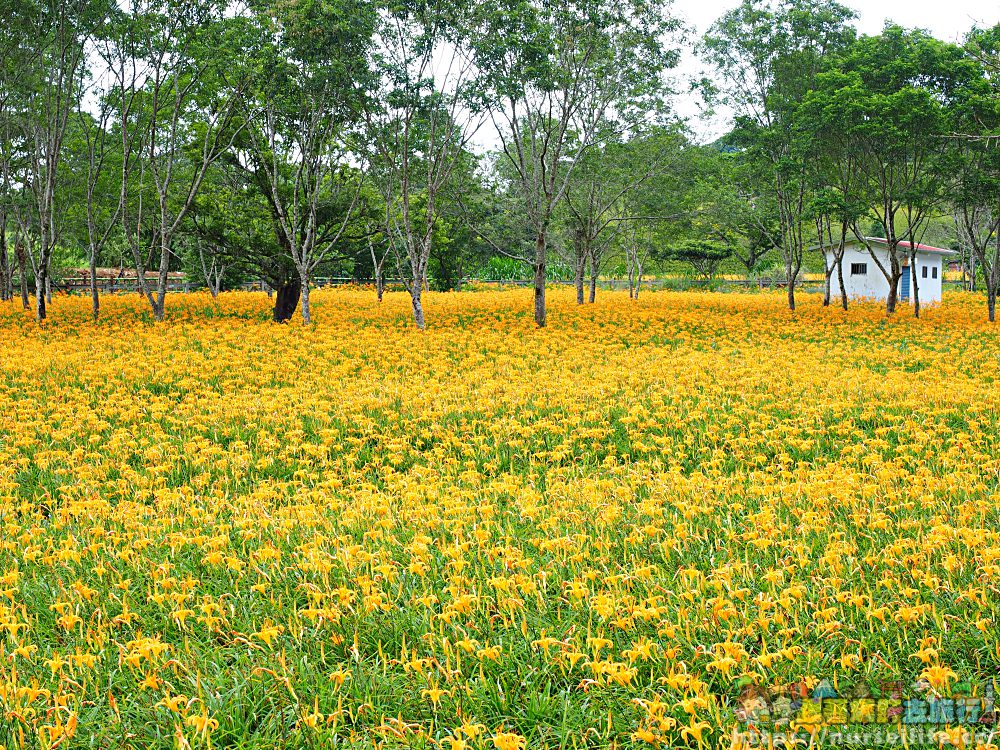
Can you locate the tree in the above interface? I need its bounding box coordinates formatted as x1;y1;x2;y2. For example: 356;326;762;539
103;0;248;322
703;0;856;311
664;239;733;280
807;28;973;315
471;0;680;326
950;25;1000;320
238;0;373;325
20;0;95;320
622;221;652;300
186;158;301;317
364;0;483;329
74;92;127;321
0;0;39;304
558;130;678;305
679;144;777;278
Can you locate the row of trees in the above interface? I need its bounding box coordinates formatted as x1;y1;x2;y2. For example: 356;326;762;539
2;0;1000;326
0;0;689;328
704;1;1000;319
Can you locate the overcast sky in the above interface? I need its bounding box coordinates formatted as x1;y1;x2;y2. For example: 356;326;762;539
672;0;1000;142
467;0;1000;150
679;0;998;42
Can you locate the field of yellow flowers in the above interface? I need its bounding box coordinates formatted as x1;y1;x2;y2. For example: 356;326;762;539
1;287;999;749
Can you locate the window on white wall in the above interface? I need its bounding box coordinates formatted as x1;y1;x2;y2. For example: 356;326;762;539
851;263;867;276
932;267;938;279
922;266;928;279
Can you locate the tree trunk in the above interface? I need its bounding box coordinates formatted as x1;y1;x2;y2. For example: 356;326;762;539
886;275;899;314
836;256;847;311
300;279;312;325
0;224;8;302
411;287;426;330
823;262;832;307
574;260;585;305
152;235;170;322
785;256;795;311
272;281;301;323
376;274;385;302
988;287;996;323
588;268;597;304
89;251;99;322
35;272;46;321
533;233;546;327
17;242;28;310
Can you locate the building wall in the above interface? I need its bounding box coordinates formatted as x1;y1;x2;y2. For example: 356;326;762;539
910;253;944;304
827;244;945;304
829;246;893;301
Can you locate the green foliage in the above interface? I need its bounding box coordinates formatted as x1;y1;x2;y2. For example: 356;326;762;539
662;240;734;279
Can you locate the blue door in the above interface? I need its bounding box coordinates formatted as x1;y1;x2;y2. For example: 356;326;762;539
900;266;910;300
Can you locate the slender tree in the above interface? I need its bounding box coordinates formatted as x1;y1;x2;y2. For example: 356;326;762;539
238;0;373;324
471;0;679;326
703;0;856;311
809;28;972;315
950;25;1000;320
104;0;248;321
364;1;484;330
20;0;95;320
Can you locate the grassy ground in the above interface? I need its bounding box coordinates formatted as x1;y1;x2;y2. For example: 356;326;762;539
0;287;998;749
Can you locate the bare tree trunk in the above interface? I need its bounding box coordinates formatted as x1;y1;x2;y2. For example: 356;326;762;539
886;276;899;314
89;252;99;321
837;255;847;311
35;274;46;320
299;275;312;325
588;255;597;304
370;240;386;302
17;242;28;310
533;234;546;327
574;259;585;304
0;224;9;302
823;259;832;307
150;231;171;322
272;281;300;322
985;234;1000;323
411;285;425;329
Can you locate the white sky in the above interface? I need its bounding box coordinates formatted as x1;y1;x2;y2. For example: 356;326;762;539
679;0;997;42
676;0;1000;142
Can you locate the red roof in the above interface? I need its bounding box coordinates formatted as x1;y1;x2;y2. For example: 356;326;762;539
865;237;956;255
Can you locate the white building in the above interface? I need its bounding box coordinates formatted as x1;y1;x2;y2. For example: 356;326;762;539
825;238;955;304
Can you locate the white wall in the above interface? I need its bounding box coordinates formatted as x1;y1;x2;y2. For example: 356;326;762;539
826;244;945;304
910;254;944;304
828;246;893;301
